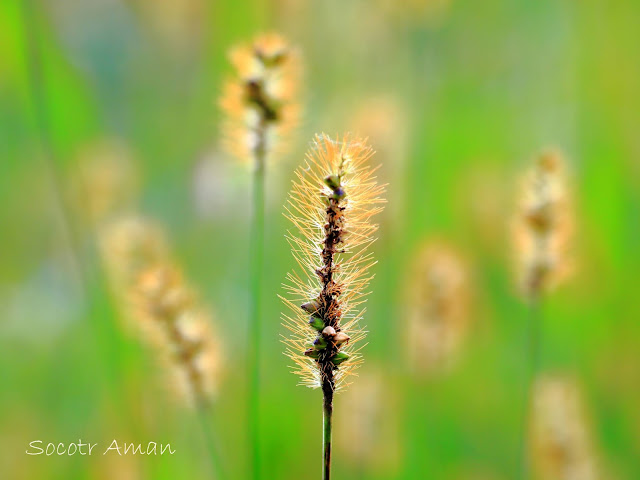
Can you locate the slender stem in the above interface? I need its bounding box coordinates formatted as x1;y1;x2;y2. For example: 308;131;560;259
248;120;267;480
322;378;334;480
316;171;344;480
20;0;85;294
197;405;225;480
518;296;542;480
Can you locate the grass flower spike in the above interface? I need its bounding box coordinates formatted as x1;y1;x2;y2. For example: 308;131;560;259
100;216;221;407
514;150;573;301
220;33;300;165
134;263;221;408
407;241;469;374
282;133;385;479
530;375;598;480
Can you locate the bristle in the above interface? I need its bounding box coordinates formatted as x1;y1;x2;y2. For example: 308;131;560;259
220;33;301;165
406;241;469;375
281;133;385;391
513;150;573;300
134;263;222;408
530;374;598;480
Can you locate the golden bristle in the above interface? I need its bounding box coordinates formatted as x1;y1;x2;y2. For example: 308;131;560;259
220;33;301;165
513;150;573;300
530;374;598;480
281;133;385;390
406;241;469;374
134;263;222;407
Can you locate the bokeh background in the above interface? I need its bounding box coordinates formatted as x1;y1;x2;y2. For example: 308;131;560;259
1;0;639;479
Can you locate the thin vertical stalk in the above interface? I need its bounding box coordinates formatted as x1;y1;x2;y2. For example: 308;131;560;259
20;0;85;294
518;297;541;480
197;405;225;480
248;121;267;480
322;379;334;480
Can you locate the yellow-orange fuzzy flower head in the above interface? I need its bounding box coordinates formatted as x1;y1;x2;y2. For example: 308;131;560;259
282;133;385;391
513;150;573;300
220;33;300;166
406;241;469;375
134;263;222;408
530;374;598;480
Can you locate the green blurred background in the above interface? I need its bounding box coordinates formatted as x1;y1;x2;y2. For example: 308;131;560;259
1;0;639;479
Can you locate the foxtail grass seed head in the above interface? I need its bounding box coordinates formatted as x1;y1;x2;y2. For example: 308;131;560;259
281;133;385;390
530;374;598;480
100;216;221;407
513;150;573;300
406;242;469;375
134;263;222;408
220;33;301;166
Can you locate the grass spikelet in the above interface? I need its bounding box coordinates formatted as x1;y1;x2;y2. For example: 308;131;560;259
406;241;469;375
513;150;573;301
220;32;300;165
281;133;385;479
529;374;598;480
134;263;221;408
